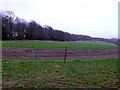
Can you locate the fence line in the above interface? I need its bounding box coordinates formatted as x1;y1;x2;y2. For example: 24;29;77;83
31;46;68;62
2;47;118;61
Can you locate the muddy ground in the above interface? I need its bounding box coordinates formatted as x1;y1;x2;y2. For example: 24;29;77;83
2;47;118;60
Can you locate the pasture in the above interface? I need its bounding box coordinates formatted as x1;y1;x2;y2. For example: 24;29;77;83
2;41;118;49
1;40;119;88
2;58;119;88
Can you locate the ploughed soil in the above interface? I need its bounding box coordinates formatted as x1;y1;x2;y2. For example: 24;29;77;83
2;47;118;60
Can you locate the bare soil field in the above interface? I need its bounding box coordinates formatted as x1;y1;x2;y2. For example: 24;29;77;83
2;47;118;60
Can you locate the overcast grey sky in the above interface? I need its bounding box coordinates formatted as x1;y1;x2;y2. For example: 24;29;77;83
0;0;119;38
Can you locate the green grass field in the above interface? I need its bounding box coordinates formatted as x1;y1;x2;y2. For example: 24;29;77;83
2;58;119;88
2;41;119;88
2;41;118;49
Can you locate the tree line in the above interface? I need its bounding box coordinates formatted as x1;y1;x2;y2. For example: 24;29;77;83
1;11;92;41
1;11;119;45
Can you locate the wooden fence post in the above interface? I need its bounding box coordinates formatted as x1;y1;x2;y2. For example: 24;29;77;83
32;46;35;60
64;46;67;63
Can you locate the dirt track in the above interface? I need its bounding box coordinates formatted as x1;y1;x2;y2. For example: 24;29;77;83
2;47;118;60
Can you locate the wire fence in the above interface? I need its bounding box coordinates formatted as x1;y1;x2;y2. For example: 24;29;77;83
2;47;118;61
